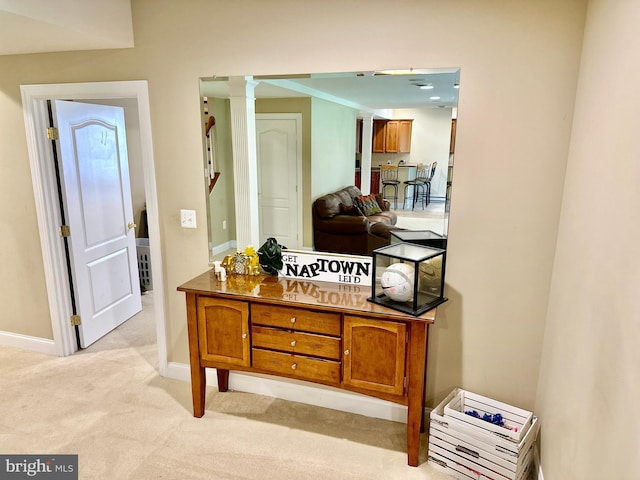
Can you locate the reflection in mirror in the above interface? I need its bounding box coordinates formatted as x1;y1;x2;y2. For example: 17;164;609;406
200;68;459;263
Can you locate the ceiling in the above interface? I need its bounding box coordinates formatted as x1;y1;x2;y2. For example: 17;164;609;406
0;0;134;56
1;2;458;111
201;69;460;112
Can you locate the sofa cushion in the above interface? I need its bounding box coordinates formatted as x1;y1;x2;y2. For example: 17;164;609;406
339;203;361;216
369;222;405;239
314;194;341;218
368;210;398;225
314;186;363;219
374;193;389;211
355;194;382;216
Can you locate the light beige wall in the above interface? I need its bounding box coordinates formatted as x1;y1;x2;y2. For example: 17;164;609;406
395;107;452;198
535;1;640;478
311;98;359;199
0;87;53;339
0;0;586;413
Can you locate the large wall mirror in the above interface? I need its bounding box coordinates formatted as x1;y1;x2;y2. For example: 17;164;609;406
199;68;459;262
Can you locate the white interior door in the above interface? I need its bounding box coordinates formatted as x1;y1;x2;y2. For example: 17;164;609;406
256;114;302;249
53;100;141;348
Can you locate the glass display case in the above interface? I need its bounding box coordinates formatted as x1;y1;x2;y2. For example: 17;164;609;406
389;229;447;250
369;243;447;316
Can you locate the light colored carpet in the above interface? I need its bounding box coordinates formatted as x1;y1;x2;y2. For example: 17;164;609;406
393;201;447;234
0;292;451;480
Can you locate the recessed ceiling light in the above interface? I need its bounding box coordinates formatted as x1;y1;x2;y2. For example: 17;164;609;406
420;84;434;90
429;96;441;100
453;83;460;89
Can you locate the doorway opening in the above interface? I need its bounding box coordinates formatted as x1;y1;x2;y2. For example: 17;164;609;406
21;81;168;376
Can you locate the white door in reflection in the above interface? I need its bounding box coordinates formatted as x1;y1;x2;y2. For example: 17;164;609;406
256;114;302;249
54;100;142;347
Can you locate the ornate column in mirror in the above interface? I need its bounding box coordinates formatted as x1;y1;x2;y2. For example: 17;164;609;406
229;76;260;248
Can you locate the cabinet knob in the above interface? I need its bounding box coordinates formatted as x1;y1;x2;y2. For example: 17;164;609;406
290;340;297;347
242;333;248;339
291;363;297;370
290;317;296;324
344;349;350;356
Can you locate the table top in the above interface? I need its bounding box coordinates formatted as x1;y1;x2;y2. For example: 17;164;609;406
390;230;445;241
178;270;436;324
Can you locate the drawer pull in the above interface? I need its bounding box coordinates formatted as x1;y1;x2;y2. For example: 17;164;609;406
291;363;297;370
242;333;248;339
344;349;350;356
290;340;297;347
290;317;296;324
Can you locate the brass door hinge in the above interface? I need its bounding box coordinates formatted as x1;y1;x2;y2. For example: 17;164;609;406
47;127;59;140
59;225;70;237
70;315;81;326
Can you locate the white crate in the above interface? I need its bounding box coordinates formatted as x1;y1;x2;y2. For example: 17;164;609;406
428;389;539;480
428;431;534;480
428;446;535;480
136;238;153;290
444;389;533;443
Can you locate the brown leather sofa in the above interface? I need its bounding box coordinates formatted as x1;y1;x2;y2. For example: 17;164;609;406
312;186;399;255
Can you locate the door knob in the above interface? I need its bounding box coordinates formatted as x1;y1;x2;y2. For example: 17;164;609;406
127;222;137;230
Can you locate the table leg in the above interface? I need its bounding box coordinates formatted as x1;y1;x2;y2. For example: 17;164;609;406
217;368;229;392
406;322;428;467
186;293;206;417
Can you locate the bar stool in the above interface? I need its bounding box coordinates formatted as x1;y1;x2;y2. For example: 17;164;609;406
380;164;399;209
416;161;437;206
403;164;428;210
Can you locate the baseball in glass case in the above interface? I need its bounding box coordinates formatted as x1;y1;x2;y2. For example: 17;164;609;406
368;243;447;316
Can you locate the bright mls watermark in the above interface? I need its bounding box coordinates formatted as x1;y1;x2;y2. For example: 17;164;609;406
0;455;77;479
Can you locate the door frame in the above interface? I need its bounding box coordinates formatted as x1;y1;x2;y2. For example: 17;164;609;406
255;113;303;248
20;81;168;375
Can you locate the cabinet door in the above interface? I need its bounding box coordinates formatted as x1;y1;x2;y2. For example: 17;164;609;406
385;120;400;153
449;119;457;154
370;170;380;194
372;120;386;153
398;120;413;153
197;297;250;367
343;316;406;396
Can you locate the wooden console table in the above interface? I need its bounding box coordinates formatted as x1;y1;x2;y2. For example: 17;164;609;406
178;270;436;466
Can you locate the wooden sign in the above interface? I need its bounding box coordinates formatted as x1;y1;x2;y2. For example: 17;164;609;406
279;249;372;286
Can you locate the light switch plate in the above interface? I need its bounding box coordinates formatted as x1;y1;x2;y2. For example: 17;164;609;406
180;209;197;228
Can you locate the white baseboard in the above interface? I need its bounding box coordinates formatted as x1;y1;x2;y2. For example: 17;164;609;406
534;445;544;480
166;361;409;423
210;240;237;257
0;331;57;356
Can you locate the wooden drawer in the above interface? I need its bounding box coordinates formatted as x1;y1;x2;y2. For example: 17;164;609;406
252;325;341;360
251;304;340;336
252;348;341;384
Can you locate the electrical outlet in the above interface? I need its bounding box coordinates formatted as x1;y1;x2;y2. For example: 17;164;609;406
180;209;197;228
222;220;227;230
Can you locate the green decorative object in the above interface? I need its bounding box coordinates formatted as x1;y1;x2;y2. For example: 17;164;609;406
258;237;286;276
